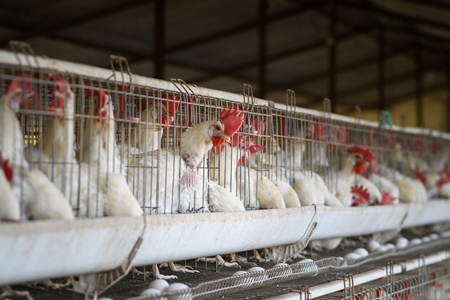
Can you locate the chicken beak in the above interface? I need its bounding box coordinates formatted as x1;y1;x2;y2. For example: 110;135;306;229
219;132;230;142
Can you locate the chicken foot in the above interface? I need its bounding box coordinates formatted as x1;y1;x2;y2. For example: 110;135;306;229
249;249;273;263
160;262;200;274
152;264;178;280
197;255;240;268
132;267;152;277
26;277;74;290
132;265;178;280
1;285;33;300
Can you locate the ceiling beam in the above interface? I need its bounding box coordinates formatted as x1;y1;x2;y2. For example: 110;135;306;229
268;44;412;91
301;63;441;109
189;25;376;84
122;0;328;65
397;0;450;12
342;0;450;32
337;67;432;99
0;0;152;46
302;2;445;108
373;83;447;109
337;82;448;115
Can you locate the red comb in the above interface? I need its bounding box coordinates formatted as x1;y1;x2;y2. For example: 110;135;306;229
85;87;109;122
312;122;324;141
212;133;243;155
0;152;13;183
279;115;287;138
229;133;243;148
48;76;70;118
370;159;379;173
351;185;370;206
220;106;244;138
237;155;247;167
161;95;180;118
431;139;440;155
380;192;395;205
248;144;265;156
5;72;37;110
346;146;375;162
5;73;33;95
415;168;427;186
237;140;265;166
437;175;450;188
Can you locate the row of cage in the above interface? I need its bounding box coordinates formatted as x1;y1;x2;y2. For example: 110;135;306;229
1;45;450;222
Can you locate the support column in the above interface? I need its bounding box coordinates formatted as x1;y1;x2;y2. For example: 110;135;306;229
328;0;337;112
258;0;267;99
415;47;423;127
377;27;385;113
154;0;165;79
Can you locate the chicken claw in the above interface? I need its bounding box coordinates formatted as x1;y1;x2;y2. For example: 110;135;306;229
27;278;74;290
132;267;152;277
1;285;33;300
197;255;241;269
249;249;270;263
160;262;200;274
152;264;178;280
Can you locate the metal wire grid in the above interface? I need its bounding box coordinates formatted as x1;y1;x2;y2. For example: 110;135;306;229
318;264;450;300
116;234;450;300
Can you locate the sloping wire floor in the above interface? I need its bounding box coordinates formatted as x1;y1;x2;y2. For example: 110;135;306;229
6;228;450;300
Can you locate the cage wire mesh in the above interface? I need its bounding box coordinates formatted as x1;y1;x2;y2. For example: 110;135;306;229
2;57;450;220
3;47;450;300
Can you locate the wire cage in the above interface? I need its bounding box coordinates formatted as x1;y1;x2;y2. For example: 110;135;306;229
2;43;450;299
317;264;450;300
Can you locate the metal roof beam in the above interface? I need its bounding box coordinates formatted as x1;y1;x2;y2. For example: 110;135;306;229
397;0;450;12
342;0;450;32
124;0;327;64
301;64;441;108
0;0;152;46
189;25;376;84
268;44;411;91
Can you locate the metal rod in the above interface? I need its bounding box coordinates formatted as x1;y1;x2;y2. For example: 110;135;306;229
190;25;374;84
377;27;385;112
154;0;165;79
0;0;152;46
328;0;337;113
415;47;423;127
258;0;267;99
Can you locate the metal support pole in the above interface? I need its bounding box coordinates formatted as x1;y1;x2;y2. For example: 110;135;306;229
377;27;385;113
415;47;423;127
328;0;337;112
258;0;267;99
447;75;450;132
154;0;165;79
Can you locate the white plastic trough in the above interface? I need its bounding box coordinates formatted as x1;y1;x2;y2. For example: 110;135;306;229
1;201;450;285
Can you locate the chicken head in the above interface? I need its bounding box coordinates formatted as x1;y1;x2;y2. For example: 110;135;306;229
139;95;180;128
211;106;244;147
346;146;375;175
47;75;72;119
85;87;109;123
4;73;36;112
237;139;265;166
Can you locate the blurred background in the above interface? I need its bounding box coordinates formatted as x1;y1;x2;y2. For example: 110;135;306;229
0;0;449;130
